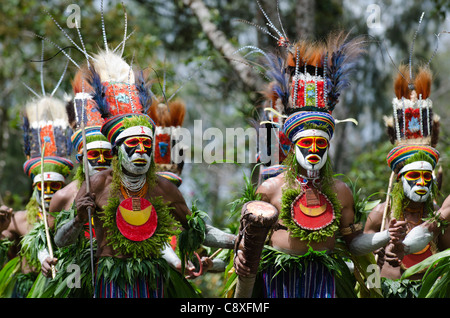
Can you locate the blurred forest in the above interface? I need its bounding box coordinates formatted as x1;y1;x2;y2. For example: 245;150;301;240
0;0;449;266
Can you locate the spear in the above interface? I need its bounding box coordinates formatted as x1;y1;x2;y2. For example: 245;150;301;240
40;142;56;279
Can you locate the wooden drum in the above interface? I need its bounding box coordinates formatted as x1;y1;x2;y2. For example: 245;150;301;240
234;200;279;298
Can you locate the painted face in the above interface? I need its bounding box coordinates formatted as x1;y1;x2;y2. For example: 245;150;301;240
295;135;329;172
35;181;63;209
119;136;153;175
401;170;433;202
86;148;113;176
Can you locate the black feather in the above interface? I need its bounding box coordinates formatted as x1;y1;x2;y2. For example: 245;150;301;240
65;100;77;129
265;53;290;110
88;67;109;118
135;70;154;114
22;114;30;157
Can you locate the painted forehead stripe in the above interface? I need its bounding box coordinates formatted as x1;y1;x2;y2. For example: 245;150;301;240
293;129;330;142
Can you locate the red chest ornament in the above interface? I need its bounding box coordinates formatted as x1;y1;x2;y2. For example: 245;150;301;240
116;197;158;241
402;243;433;269
291;179;335;231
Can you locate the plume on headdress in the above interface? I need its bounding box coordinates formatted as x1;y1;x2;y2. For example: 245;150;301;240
88;68;109;118
148;99;186;128
324;32;367;111
135;70;154;114
263;31;366;115
264;52;290;111
86;51;145;119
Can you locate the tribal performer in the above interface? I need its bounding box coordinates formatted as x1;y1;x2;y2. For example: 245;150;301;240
364;16;449;284
39;70;113;280
233;4;407;298
0;88;73;297
43;2;236;297
54;51;235;297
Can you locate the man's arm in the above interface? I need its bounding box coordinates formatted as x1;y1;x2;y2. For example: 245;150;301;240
0;205;13;234
158;176;236;249
437;195;450;250
53;180;96;247
401;195;450;254
335;180;406;255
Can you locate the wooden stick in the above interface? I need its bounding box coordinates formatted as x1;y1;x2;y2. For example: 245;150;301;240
40;142;56;279
80;97;96;297
375;171;396;264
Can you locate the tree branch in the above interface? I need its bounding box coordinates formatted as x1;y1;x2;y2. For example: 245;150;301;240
182;0;264;92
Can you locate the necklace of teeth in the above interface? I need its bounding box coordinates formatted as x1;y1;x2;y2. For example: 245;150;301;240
120;171;147;192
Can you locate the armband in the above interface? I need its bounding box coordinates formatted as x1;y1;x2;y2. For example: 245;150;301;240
340;223;363;236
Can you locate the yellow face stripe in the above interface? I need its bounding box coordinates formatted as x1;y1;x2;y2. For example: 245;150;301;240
296;136;328;151
404;170;433;183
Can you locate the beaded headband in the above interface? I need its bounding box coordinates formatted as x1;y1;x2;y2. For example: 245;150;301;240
23;156;74;182
101;113;156;146
386;144;439;174
283;111;335;143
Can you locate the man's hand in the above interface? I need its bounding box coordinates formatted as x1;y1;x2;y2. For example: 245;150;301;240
373;247;386;268
0;205;13;232
41;257;58;278
75;192;97;223
388;218;407;243
384;242;404;267
234;250;252;277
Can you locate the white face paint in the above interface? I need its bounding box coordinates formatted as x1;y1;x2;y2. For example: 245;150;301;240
399;162;434;203
295;145;328;172
401;172;432;202
37;191;53;210
293;130;330;173
119;136;152;176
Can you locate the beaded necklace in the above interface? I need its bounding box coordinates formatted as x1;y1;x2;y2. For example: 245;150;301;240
120;181;148;199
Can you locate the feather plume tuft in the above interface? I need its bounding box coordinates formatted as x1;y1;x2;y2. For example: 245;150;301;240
148;98;186;127
135;70;154;114
88;67;109;118
325;32;367;111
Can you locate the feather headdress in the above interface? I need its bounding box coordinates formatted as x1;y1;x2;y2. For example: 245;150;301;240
384;64;440;148
22;81;73;183
39;1;154;147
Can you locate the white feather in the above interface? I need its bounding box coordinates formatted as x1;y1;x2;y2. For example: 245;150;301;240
92;50;135;84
